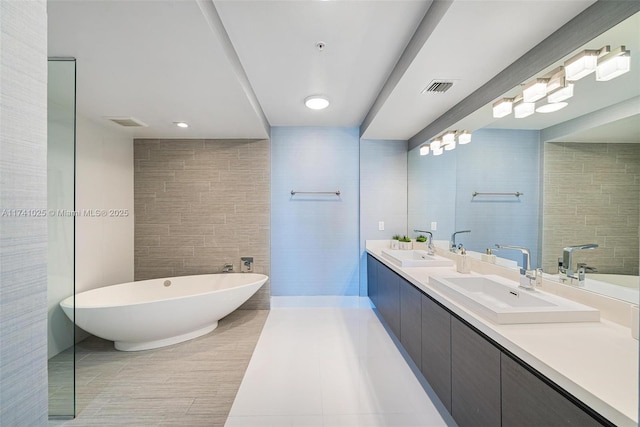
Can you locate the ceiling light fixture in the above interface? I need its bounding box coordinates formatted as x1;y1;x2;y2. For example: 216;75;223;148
547;83;574;103
596;45;631;81
457;131;472;145
536;102;568;113
564;49;600;81
514;100;535;118
421;131;472;157
522;78;549;103
442;131;456;145
174;122;189;128
492;98;514;118
430;138;443;156
444;140;456;151
304;95;330;110
491;44;631;121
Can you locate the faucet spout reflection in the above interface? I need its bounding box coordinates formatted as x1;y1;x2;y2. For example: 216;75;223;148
560;244;599;284
450;230;471;252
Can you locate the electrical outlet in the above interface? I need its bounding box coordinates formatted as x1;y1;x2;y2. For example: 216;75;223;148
378;221;384;231
431;222;437;231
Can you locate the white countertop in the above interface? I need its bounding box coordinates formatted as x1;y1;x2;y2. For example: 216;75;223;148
367;243;638;427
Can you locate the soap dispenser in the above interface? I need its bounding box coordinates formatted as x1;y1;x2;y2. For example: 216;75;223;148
481;248;497;264
456;247;472;273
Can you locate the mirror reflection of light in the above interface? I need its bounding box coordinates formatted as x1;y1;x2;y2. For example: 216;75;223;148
536;102;568;113
514;101;535;118
547;83;574;103
596;48;631;81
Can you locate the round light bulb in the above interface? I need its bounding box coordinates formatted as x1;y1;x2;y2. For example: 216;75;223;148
304;96;330;110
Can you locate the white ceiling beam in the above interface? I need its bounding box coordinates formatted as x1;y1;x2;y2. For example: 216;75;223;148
359;0;451;139
197;0;270;137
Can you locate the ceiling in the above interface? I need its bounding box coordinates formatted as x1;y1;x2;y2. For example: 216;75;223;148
47;0;598;141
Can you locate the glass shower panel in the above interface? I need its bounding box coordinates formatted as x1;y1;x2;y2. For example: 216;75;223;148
47;59;76;418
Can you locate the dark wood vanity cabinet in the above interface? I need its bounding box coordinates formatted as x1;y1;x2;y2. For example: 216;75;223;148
501;354;603;427
399;278;422;366
421;294;452;412
365;254;607;427
451;317;501;427
366;254;378;307
376;261;400;338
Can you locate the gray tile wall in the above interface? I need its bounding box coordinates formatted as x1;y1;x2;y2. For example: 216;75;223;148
0;1;49;423
134;139;270;309
543;142;639;275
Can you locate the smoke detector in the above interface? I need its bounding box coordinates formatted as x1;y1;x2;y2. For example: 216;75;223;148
105;117;148;127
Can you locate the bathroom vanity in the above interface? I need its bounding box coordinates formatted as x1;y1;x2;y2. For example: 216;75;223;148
367;241;638;427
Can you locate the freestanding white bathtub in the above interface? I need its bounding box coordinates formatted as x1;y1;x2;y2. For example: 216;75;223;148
60;273;268;351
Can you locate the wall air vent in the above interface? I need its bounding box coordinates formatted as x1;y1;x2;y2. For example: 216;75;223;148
421;80;454;94
106;117;148;127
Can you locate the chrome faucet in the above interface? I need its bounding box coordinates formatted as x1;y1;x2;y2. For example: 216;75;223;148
413;229;434;255
559;244;598;285
450;230;470;252
222;263;234;273
494;244;540;290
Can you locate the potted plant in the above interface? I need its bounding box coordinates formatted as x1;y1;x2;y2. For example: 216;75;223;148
391;234;401;249
414;234;427;250
399;235;412;250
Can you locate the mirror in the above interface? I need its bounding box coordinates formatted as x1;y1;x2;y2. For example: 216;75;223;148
408;12;639;303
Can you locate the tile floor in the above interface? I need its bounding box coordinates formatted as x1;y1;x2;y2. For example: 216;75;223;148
225;297;456;426
49;309;269;426
49;297;455;426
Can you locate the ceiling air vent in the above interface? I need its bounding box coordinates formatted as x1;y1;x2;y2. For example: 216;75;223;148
106;117;148;127
421;80;454;94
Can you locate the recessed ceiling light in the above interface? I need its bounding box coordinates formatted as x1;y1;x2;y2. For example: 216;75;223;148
536;102;568;113
174;122;189;128
304;95;330;110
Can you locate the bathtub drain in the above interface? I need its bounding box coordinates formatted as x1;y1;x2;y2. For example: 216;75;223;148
164;280;171;287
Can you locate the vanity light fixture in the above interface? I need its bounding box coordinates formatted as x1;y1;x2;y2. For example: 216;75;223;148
536;102;568;113
513;100;535;118
444;139;456;151
174;122;189;128
544;67;566;93
304;95;330;110
522;78;549;103
430;138;444;156
547;83;574;103
457;131;472;145
564;49;600;81
596;46;631;81
492;98;514;118
421;131;472;156
442;131;456;145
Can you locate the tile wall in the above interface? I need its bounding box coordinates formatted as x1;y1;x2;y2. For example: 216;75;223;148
270;127;360;296
543;142;639;275
0;0;49;423
134;139;270;309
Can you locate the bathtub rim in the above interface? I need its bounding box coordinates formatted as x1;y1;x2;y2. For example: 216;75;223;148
60;272;269;310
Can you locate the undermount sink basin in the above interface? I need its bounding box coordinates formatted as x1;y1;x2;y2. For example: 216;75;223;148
381;249;453;268
429;275;600;324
